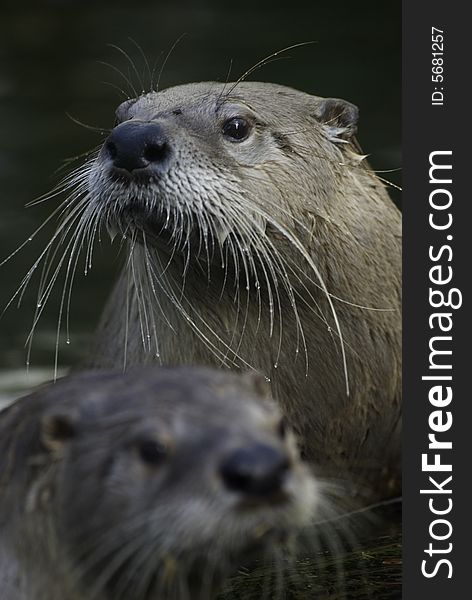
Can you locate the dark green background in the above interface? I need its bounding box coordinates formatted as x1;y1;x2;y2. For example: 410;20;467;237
0;0;400;383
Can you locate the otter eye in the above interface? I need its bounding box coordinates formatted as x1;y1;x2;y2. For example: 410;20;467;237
137;439;167;466
222;117;251;142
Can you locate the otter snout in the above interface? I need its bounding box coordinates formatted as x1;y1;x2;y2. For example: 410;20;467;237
104;121;171;176
220;443;290;500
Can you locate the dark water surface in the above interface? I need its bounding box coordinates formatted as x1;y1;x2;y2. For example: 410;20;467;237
0;2;401;596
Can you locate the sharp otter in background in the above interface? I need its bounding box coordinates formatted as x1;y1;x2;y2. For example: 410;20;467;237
81;81;400;497
0;367;316;600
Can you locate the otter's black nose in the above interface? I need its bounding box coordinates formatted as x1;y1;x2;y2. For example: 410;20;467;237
220;444;290;497
104;121;170;173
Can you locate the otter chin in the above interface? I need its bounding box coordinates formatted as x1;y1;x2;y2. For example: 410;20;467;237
0;367;317;600
76;81;402;499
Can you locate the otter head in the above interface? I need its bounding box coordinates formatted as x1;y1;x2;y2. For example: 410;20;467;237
88;82;359;263
39;367;317;599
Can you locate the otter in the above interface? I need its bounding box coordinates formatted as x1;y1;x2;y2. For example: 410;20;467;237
0;366;317;600
53;81;400;497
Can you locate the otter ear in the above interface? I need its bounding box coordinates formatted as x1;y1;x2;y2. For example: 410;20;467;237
314;98;359;143
41;409;78;454
241;372;271;400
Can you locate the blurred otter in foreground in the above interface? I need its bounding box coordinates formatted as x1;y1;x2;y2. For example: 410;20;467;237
0;367;317;600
